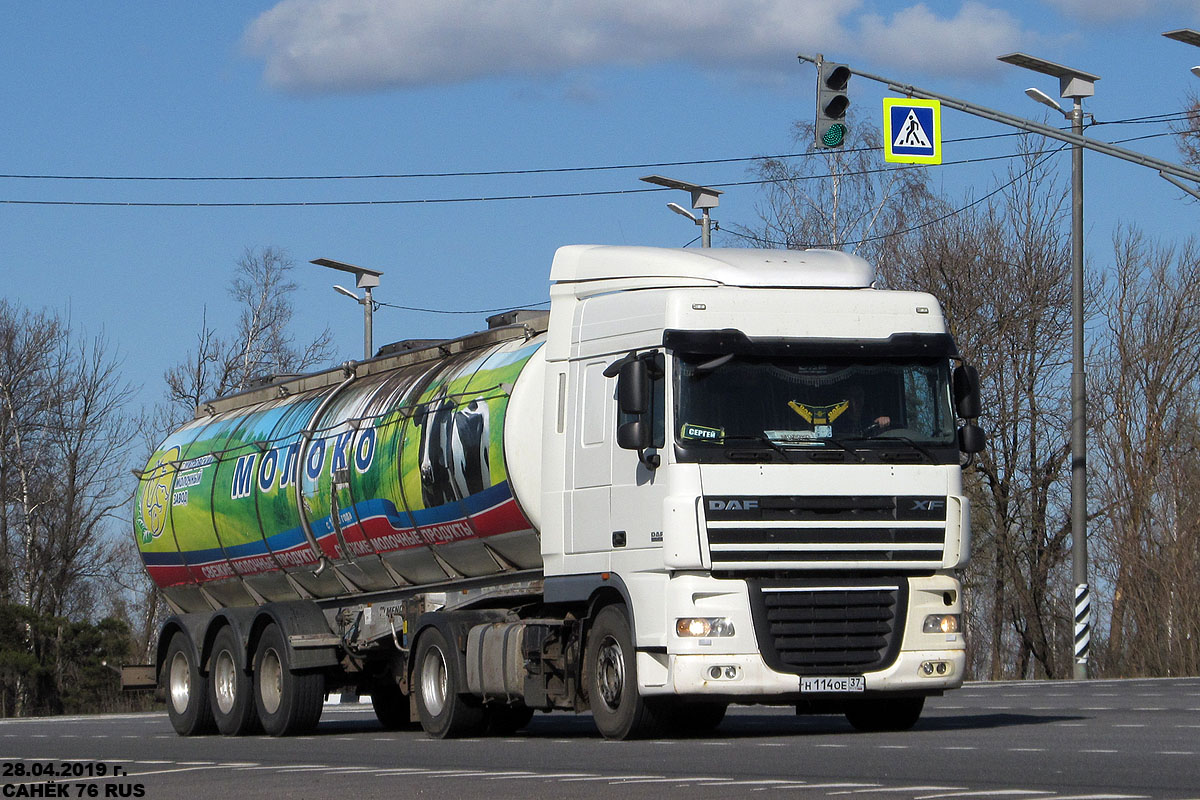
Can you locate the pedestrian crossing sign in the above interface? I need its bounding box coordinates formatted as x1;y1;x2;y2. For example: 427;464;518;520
883;98;942;165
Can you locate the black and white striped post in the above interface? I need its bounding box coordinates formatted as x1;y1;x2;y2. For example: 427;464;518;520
1075;584;1091;669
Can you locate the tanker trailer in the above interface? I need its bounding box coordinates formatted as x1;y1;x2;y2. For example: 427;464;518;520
132;246;983;741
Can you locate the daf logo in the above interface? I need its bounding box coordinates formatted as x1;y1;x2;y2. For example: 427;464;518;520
708;499;759;511
911;499;945;512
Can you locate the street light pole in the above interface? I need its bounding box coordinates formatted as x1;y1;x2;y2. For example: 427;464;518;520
1069;93;1089;682
312;258;384;361
639;175;722;247
999;52;1099;681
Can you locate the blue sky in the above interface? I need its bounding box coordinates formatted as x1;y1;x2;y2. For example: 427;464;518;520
4;1;1200;421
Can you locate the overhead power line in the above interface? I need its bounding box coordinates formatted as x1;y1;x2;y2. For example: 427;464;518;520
2;110;1191;184
0;146;1081;208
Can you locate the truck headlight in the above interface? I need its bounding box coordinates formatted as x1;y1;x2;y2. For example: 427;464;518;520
676;618;735;637
923;614;960;634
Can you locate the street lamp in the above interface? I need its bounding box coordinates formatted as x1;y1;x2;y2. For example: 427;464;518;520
1162;30;1200;78
640;175;722;247
311;258;384;360
999;52;1100;681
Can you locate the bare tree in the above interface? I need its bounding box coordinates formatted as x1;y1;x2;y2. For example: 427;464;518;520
1092;228;1200;676
1170;92;1200;168
162;246;334;422
0;302;135;714
731;113;932;267
885;142;1080;679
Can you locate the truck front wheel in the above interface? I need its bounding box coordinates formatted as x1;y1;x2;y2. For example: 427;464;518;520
413;627;486;738
584;605;664;740
252;623;324;736
162;631;215;736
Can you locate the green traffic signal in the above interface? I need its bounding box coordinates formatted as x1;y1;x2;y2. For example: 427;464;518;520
821;123;847;148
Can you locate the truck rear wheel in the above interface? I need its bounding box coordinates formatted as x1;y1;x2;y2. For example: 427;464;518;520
413;627;486;738
209;626;261;736
252;623;325;736
162;631;215;736
584;605;664;740
845;697;925;732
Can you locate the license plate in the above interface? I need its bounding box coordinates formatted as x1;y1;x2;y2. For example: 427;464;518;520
801;676;865;693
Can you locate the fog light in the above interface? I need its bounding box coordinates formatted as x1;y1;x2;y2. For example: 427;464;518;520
919;660;953;678
676;617;735;637
705;665;740;680
923;614;960;634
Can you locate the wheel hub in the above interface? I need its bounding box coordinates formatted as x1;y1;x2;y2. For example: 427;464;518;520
595;635;625;710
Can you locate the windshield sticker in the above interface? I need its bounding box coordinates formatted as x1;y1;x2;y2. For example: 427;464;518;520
680;423;725;443
787;400;849;425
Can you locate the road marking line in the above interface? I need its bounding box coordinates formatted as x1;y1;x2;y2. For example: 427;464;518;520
1049;795;1150;799
915;790;1055;799
1158;751;1196;755
557;775;660;782
1008;748;1045;753
1080;749;1119;754
845;787;961;794
1113;724;1145;728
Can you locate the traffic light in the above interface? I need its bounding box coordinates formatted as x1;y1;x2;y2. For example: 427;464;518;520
815;61;850;148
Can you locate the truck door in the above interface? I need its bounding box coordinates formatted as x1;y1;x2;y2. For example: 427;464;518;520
567;359;614;559
609;352;669;559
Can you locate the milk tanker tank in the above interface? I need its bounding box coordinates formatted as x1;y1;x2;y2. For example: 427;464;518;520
134;326;547;614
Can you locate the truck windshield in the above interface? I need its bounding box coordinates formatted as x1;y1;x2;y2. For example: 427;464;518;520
675;354;956;454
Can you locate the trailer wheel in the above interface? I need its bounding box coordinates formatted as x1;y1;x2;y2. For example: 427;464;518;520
209;626;260;736
162;631;215;736
584;605;664;740
845;697;925;732
413;627;485;738
252;623;325;736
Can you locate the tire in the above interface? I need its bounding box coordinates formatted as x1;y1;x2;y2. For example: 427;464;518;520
485;703;535;735
845;697;925;732
370;676;417;731
252;623;325;736
584;605;665;740
161;631;216;736
209;627;261;736
664;701;727;736
413;627;486;738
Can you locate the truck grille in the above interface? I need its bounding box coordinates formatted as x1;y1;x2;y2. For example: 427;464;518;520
703;495;948;573
748;579;906;675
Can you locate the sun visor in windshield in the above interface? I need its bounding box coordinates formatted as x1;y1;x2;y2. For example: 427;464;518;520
663;329;958;358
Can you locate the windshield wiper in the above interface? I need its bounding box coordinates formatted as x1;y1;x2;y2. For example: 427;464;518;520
844;434;937;463
720;434;789;458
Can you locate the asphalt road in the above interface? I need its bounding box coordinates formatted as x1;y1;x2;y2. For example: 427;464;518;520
3;678;1200;800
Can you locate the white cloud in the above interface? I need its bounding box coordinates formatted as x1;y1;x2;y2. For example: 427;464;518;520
857;2;1026;80
243;0;1033;93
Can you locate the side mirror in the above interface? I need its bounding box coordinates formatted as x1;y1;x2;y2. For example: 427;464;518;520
618;419;652;450
958;423;986;454
953;364;981;420
618;359;649;415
